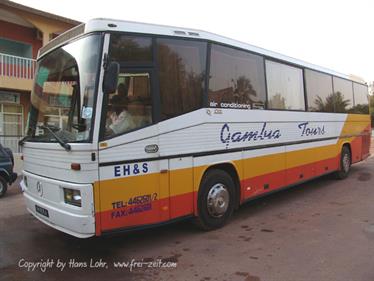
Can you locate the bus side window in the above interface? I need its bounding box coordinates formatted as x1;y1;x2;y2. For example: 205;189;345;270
352;83;369;114
208;44;266;110
157;38;207;120
104;73;152;138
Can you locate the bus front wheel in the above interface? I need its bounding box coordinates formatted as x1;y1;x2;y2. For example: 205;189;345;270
195;169;235;230
335;146;351;180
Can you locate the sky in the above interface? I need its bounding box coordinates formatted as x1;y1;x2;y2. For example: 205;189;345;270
12;0;374;83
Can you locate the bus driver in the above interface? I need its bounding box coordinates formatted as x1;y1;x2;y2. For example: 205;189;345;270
107;94;135;135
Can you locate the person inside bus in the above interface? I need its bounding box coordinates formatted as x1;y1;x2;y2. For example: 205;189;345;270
107;94;136;135
117;81;130;104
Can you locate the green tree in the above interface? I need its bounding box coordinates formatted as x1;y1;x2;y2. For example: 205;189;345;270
314;91;350;113
232;76;257;105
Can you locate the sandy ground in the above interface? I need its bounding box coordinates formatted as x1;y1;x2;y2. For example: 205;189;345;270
1;140;374;281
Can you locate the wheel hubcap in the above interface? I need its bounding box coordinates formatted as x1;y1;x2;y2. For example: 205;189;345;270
343;153;350;173
0;182;3;193
207;183;229;218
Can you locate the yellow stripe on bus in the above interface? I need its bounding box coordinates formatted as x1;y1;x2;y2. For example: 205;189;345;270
242;152;285;180
285;144;339;169
340;114;370;137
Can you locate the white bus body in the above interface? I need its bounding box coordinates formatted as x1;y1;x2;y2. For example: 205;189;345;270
20;19;371;238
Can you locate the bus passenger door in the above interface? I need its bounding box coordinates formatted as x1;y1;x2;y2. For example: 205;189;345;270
97;69;170;232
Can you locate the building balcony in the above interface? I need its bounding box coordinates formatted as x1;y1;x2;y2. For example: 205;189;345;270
0;52;36;91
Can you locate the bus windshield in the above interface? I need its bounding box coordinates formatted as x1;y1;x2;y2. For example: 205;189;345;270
27;34;102;143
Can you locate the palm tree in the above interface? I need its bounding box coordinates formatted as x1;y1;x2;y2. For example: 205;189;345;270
314;92;350;113
232;76;258;105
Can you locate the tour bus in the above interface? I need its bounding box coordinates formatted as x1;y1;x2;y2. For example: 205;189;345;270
20;18;371;238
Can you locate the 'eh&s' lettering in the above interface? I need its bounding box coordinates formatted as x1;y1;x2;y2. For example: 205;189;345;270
114;163;149;177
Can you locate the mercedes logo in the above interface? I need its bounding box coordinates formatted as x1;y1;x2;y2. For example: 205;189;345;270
36;181;43;196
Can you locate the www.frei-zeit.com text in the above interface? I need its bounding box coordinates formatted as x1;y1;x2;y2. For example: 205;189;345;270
18;258;177;272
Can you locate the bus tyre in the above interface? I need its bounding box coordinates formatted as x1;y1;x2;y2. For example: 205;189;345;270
195;169;235;230
0;177;8;198
335;146;351;180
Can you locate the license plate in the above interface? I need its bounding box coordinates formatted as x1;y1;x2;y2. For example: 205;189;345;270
35;205;49;218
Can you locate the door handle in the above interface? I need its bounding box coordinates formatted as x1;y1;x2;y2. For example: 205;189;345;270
145;144;159;153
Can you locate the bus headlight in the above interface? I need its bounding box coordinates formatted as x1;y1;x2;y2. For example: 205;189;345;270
63;188;82;207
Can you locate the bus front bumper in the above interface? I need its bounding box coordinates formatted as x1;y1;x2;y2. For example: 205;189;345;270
21;172;95;238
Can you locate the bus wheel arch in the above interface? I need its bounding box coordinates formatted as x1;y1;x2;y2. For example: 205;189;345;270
342;142;352;157
335;143;352;180
194;163;240;230
201;163;240;208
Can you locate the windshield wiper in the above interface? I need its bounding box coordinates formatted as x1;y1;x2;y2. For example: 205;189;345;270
18;135;32;146
19;126;36;146
39;125;71;151
19;135;32;146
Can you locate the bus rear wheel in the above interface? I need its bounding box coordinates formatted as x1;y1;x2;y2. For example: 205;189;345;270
335;146;351;180
195;169;235;230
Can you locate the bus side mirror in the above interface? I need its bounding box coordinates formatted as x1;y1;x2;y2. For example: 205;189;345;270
103;62;119;94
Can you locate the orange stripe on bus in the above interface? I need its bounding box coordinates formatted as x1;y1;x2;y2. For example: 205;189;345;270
241;155;339;200
97;154;342;232
99;192;197;231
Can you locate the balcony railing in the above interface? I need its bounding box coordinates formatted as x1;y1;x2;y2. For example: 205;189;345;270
0;53;36;80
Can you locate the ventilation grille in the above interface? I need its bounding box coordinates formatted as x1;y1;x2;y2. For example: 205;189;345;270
188;32;199;36
174;30;186;35
173;30;200;37
39;23;85;58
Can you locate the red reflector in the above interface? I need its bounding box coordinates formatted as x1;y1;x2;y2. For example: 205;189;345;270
71;163;81;171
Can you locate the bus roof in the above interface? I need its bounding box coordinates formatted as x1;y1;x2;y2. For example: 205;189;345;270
41;18;366;84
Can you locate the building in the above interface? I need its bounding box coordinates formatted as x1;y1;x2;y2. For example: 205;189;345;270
0;0;79;151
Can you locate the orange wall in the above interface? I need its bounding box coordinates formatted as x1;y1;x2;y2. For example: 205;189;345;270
0;19;42;59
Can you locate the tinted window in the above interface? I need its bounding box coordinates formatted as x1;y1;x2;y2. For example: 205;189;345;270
209;44;266;109
352;83;369;114
109;35;152;62
266;60;305;110
305;69;334;112
157;38;206;120
332;77;353;113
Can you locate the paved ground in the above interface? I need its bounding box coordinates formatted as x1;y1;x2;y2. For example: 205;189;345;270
1;143;374;281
